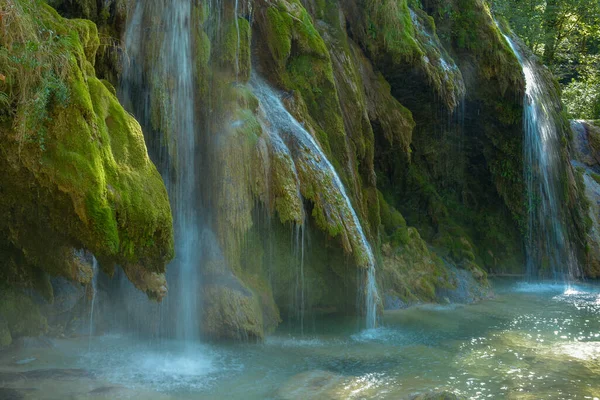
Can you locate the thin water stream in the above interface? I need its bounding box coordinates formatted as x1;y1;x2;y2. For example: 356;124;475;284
2;280;599;399
87;257;99;352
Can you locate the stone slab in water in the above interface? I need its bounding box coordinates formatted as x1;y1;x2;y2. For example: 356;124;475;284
0;369;91;383
409;391;466;400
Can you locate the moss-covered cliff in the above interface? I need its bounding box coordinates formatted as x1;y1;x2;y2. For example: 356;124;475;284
6;0;592;343
0;0;174;345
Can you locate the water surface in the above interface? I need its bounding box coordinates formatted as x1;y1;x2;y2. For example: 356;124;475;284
1;280;599;399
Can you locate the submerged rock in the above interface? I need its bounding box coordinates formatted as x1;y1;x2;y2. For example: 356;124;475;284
0;388;26;400
409;391;466;400
275;370;348;400
0;290;48;346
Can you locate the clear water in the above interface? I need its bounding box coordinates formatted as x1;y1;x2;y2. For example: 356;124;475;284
2;280;600;399
250;75;380;328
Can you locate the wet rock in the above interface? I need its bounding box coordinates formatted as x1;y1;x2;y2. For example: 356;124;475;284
570;120;600;277
436;265;492;304
88;386;125;395
46;277;86;316
408;391;466;400
0;368;91;383
276;370;347;400
201;281;264;341
0;318;12;349
0;388;25;400
0;291;48;343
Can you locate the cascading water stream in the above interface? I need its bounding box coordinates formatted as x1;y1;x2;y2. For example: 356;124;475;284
250;74;380;329
122;0;200;341
502;34;580;281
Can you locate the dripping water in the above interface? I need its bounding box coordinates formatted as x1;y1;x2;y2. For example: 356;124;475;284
294;222;306;334
88;257;98;351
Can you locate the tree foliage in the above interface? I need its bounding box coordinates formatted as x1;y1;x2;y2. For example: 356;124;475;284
491;0;600;119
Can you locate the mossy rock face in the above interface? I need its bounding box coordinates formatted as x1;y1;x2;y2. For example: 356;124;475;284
570;121;600;278
424;0;526;218
342;0;465;112
0;321;11;349
362;0;526;276
0;0;173;299
0;289;48;342
201;283;265;341
381;225;452;307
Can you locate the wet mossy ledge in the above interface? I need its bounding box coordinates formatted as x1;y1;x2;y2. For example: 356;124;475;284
0;0;174;332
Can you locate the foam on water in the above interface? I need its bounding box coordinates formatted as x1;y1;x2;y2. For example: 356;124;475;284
264;336;329;348
81;338;236;392
350;327;408;344
511;281;570;293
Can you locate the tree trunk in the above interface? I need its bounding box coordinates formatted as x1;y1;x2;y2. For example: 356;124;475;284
542;0;560;65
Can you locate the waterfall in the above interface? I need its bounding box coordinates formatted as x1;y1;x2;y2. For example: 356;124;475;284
121;0;200;341
294;223;306;334
503;34;580;280
88;257;98;350
163;0;200;344
250;74;380;328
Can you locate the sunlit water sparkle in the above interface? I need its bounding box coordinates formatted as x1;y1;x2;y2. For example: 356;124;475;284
2;280;600;399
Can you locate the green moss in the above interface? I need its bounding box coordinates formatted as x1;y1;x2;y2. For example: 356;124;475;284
378;191;409;246
270;149;304;225
265;6;293;69
0;0;174;298
259;0;347;173
380;227;452;304
194;28;211;97
364;0;422;62
220;17;251;82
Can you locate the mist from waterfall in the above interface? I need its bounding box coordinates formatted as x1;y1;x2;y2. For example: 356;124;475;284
503;34;580;281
